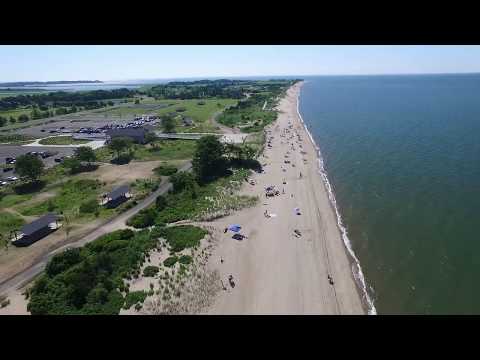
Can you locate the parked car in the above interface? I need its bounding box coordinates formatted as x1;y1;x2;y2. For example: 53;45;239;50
6;176;18;182
3;167;13;172
54;157;64;163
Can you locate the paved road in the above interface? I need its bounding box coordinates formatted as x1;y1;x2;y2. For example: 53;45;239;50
0;162;192;296
154;131;247;143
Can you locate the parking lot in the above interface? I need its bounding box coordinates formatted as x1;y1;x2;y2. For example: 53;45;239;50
0;145;75;180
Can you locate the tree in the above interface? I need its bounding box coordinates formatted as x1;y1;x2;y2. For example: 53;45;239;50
170;171;197;194
18;114;29;123
155;195;167;211
74;146;96;164
0;116;7;127
31;107;42;119
9;116;16;124
134;99;140;104
161;114;176;133
15;154;44;182
192;135;227;183
108;137;132;158
145;131;158;144
62;157;82;174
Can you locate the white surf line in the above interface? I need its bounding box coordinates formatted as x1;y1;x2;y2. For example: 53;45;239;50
295;83;377;315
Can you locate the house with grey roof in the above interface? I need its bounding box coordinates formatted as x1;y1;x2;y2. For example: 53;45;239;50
11;213;61;247
101;185;131;208
106;127;150;144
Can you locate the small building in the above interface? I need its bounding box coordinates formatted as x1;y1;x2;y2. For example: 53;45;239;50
106;127;150;144
12;213;61;247
101;185;131;208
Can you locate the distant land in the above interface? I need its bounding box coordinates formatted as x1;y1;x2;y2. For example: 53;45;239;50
0;80;103;87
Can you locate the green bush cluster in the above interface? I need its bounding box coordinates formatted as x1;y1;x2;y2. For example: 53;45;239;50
126;208;156;228
79;198;99;214
178;255;193;265
27;228;157;315
153;165;178;177
163;256;178;267
123;291;147;310
143;266;159;277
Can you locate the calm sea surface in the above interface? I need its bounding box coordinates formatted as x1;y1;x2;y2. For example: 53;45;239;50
299;74;480;314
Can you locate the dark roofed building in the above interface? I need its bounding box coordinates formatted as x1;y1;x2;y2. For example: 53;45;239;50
106;127;150;144
101;185;131;208
12;213;61;247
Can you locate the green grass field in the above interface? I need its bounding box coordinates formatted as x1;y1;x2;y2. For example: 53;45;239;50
95;139;197;163
0;212;25;238
38;136;91;145
93;98;237;126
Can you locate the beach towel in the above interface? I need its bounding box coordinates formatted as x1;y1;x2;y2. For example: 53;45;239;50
228;224;242;232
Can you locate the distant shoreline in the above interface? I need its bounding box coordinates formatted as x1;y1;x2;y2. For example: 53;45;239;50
0;80;103;87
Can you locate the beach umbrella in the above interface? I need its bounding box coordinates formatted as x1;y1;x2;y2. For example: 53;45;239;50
228;224;242;232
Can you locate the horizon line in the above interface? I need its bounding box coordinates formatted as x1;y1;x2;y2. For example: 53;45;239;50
3;71;480;84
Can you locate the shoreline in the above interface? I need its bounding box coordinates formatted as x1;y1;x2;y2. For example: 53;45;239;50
206;81;366;314
295;82;377;315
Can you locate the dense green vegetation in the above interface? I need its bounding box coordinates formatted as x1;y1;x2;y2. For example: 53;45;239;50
142;265;159;277
123;291;147;310
27;229;156;315
0;88;135;112
0;134;34;144
38;136;91;145
15;154;44;182
155;225;208;252
153;164;178;176
96;139;197;163
192;135;228;183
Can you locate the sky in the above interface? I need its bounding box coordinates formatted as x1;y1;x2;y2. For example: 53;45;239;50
2;45;480;82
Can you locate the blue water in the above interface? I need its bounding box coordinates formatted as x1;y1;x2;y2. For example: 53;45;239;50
298;74;480;314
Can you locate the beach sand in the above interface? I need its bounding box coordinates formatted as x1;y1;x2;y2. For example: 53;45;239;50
205;82;366;314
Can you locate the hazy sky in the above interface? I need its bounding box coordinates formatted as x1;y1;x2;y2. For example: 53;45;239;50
2;45;480;82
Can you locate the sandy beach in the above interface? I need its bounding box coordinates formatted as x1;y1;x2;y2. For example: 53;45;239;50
206;82;366;314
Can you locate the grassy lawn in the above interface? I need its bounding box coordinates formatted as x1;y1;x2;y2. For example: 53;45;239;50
95;139;197;163
38;136;91;145
0;134;35;144
95;98;237;130
0;193;33;209
18;179;103;216
0;212;25;239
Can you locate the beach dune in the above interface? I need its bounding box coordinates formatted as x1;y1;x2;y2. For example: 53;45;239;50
207;82;366;314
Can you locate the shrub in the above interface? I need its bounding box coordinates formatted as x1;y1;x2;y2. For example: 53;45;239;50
178;255;193;265
110;153;132;165
153;165;178;177
170;171;197;194
127;208;156;228
143;266;159;277
123;291;147;310
79;199;99;214
155;195;167;211
163;256;178;267
161;225;207;252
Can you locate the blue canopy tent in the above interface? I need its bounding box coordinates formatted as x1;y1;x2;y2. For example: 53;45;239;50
228;224;242;233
